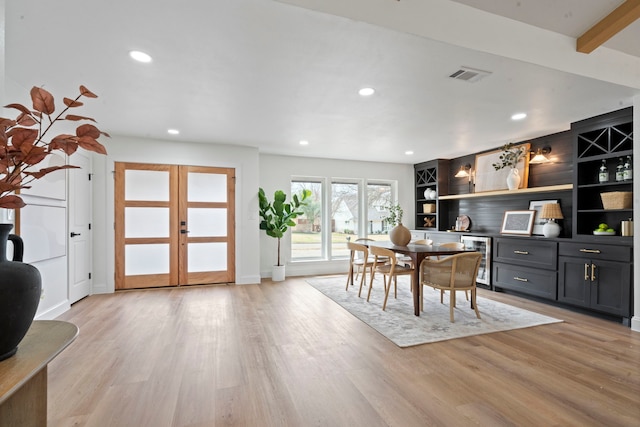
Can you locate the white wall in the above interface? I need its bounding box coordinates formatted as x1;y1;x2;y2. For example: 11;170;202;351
91;135;261;293
259;153;414;278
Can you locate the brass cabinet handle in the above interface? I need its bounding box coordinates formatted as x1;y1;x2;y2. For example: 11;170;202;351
513;276;528;282
513;250;529;255
584;263;589;281
580;248;601;254
591;264;596;282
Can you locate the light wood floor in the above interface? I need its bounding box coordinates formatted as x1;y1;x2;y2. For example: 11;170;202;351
49;276;640;427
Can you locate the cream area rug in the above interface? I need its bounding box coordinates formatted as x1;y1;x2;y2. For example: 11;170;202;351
306;275;562;347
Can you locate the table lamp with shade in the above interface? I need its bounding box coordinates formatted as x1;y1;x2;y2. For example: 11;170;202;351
540;203;563;238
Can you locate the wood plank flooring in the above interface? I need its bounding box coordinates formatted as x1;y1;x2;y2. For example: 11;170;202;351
48;277;640;426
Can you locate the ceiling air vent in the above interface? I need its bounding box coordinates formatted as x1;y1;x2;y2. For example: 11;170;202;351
449;66;492;83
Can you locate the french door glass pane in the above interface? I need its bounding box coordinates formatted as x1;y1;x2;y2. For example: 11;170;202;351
125;244;170;275
188;242;227;272
188;172;227;202
291;181;322;260
188;208;227;237
331;182;358;258
125;170;169;201
367;183;392;236
125;207;170;238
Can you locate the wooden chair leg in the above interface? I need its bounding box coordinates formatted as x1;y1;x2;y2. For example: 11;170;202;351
357;266;367;297
449;288;455;323
366;268;376;302
472;288;481;319
345;264;353;290
382;274;392;311
465;290;469;301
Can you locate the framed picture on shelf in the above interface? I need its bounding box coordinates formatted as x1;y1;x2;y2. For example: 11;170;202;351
501;210;535;235
529;199;559;236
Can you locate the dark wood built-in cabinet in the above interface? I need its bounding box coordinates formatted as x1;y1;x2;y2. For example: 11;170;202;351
572;107;633;241
414;159;448;231
413;107;633;324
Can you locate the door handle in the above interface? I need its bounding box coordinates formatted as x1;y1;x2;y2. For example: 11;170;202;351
513;250;529;255
591;264;596;282
70;232;82;237
180;229;190;234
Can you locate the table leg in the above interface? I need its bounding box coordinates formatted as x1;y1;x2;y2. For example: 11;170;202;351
411;253;425;316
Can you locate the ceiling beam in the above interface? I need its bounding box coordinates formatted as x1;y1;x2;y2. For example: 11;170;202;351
577;0;640;53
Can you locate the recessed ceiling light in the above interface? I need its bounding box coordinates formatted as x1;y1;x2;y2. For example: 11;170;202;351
358;87;375;96
405;151;414;155
167;129;180;135
129;50;152;63
299;140;309;145
511;112;527;121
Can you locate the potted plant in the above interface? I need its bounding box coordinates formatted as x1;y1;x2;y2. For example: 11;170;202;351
492;142;527;190
383;203;411;246
258;187;311;281
0;85;108;360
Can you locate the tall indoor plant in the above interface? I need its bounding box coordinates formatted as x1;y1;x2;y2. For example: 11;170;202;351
258;187;310;281
492;142;527;190
0;85;108;360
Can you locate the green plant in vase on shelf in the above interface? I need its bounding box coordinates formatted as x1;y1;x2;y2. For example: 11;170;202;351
492;142;527;190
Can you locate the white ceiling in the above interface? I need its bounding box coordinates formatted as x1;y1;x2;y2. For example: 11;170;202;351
4;0;640;164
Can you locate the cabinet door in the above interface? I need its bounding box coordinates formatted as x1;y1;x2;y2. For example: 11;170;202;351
591;259;631;317
558;256;590;308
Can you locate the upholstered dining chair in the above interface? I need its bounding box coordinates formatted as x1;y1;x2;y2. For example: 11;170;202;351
437;241;469;301
367;245;414;311
419;252;482;322
345;242;374;297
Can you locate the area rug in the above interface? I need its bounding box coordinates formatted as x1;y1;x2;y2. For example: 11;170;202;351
306;275;562;347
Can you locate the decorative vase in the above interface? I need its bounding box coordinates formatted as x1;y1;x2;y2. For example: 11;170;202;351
272;265;285;282
0;223;42;361
506;168;521;190
389;223;411;246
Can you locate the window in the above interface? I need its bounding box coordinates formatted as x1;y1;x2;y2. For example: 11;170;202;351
291;180;322;260
291;177;396;262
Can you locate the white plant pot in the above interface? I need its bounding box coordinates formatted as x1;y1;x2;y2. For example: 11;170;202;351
506;168;521;190
272;265;286;282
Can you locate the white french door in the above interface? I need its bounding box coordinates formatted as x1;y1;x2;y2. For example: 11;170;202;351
114;162;235;289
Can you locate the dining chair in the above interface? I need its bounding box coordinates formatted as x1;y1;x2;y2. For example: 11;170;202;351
397;239;433;268
419;252;482;322
345;241;374;297
354;238;389;280
367;246;414;311
437;241;469;301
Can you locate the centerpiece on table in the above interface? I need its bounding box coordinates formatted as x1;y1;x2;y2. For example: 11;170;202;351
384;203;411;246
0;85;109;361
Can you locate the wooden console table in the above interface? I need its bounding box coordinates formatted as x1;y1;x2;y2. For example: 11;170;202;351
0;320;78;426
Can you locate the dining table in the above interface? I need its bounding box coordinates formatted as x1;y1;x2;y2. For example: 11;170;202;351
366;241;469;316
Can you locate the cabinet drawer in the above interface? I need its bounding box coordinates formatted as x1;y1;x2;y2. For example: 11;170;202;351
493;263;557;300
494;238;557;270
558;242;632;262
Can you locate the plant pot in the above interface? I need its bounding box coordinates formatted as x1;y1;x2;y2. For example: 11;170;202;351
506;168;521;190
0;223;42;361
389;223;411;246
272;265;286;282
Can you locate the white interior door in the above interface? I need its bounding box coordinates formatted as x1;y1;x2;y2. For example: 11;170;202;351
68;150;92;303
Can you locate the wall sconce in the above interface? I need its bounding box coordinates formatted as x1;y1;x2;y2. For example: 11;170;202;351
529;146;552;164
455;164;472;178
455;163;474;192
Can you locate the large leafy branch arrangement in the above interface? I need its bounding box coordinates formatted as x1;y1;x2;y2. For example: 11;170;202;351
0;85;109;209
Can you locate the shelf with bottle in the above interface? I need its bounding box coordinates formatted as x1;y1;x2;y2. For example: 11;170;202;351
577;152;633;186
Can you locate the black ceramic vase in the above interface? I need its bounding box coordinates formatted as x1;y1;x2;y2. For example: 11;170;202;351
0;223;42;361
